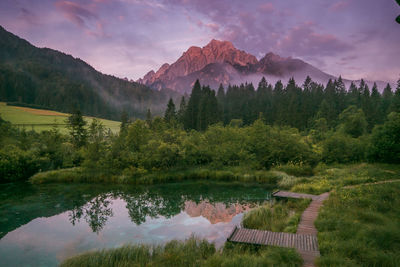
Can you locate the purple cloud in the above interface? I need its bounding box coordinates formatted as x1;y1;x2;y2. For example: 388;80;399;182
258;3;275;13
55;1;97;28
276;22;353;57
0;0;398;82
329;1;349;12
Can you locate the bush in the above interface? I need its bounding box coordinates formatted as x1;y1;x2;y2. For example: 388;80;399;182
368;112;400;163
322;133;366;163
0;145;41;182
272;162;314;177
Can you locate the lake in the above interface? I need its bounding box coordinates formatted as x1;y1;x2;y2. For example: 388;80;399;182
0;181;272;266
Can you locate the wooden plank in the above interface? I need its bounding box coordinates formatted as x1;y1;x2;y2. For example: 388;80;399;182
272;190;318;200
227;226;237;241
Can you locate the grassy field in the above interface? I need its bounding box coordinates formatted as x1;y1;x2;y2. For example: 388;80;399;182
285;163;400;195
315;182;400;266
0;102;120;133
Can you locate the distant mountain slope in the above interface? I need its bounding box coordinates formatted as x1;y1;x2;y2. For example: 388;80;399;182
0;26;178;120
139;39;389;93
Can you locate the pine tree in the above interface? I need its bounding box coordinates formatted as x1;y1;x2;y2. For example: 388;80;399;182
66;109;87;148
217;84;225;101
369;83;383;127
216;84;225;123
301;76;314;129
390;78;400;113
197;86;219;131
146;109;152;128
257;77;273;124
120;110;129;133
272;80;284;124
320;79;339;127
381;83;393;116
177;96;186;124
348;82;361;107
183;79;202;130
335;76;347;113
164;98;176;123
361;82;373;130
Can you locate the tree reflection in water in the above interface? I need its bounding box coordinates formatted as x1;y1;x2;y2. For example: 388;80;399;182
63;183;270;234
0;182;270;238
69;193;114;234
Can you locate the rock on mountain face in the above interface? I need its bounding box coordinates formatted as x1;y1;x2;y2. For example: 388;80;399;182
138;39;388;93
139;39;261;91
138;39;336;93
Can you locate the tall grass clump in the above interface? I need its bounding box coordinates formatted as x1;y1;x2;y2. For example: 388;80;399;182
242;199;311;233
272;162;314;177
315;183;400;266
61;236;303;267
206;242;303;266
30;166;282;185
61;236;215;267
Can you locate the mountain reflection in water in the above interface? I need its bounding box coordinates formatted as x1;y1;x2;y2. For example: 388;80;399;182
185;201;254;224
0;182;271;267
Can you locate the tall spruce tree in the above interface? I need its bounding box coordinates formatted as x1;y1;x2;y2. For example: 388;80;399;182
164;98;176;123
177;96;186;124
381;83;393;116
67;109;87;148
146;109;152;128
197;86;219;131
184;79;202;130
390;78;400;113
120;110;129;134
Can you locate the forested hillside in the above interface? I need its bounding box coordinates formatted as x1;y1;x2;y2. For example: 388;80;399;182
173;77;400;132
0;26;178;120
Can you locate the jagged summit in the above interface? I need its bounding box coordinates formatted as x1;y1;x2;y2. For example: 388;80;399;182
262;52;286;62
137;39;386;93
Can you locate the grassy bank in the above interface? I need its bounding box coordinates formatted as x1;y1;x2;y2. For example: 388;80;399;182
61;236;303;267
315;182;400;266
30;163;400;191
30;166;286;185
0;102;120;133
286;163;400;195
242;198;311;233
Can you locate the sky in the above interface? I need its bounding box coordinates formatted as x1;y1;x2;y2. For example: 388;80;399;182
0;0;399;82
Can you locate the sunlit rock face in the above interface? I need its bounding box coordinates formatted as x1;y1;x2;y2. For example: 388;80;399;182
184;200;252;224
138;39;263;92
137;39;339;93
139;39;387;94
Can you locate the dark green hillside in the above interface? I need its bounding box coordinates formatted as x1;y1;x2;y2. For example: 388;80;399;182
0;25;179;120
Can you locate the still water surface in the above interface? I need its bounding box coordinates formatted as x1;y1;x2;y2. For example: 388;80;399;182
0;181;271;266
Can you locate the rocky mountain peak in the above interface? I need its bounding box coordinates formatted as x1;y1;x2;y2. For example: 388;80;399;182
261;52;286;62
204;39;235;50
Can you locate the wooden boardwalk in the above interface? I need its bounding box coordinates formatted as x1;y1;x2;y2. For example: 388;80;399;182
272;190;319;200
297;192;330;236
228;191;330;267
228;227;319;252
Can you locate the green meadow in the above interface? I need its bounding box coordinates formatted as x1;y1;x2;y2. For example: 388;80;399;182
0;102;120;133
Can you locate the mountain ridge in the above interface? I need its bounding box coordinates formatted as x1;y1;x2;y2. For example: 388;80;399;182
0;25;179;120
139;39;389;93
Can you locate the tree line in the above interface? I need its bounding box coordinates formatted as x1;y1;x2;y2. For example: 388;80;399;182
1;76;400;183
166;77;400;132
